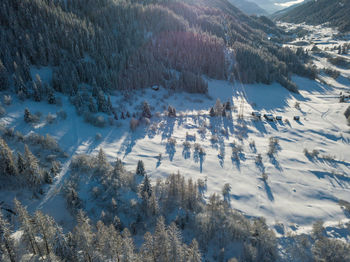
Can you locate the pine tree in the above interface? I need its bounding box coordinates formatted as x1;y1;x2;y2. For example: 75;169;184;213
0;60;9;91
73;210;95;262
17;152;25;174
0;211;16;262
136;160;146;176
33;211;57;256
14;199;42;257
48;89;56;104
24;145;42;185
154;217;169;261
97;91;107;112
142;101;152;118
141;174;152;198
214;98;223;116
24;108;32;123
107;96;113;114
209;107;215;117
88;97;97;113
121;229;137;261
141;232;156;262
0;139;17;177
187;239;201;262
167;222;185;261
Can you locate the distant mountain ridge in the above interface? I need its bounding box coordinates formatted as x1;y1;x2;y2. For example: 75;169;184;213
274;0;350;32
228;0;267;15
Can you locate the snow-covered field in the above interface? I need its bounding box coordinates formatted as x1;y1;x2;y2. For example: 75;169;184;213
1;23;349;243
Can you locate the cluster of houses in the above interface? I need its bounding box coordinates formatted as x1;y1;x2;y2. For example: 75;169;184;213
252;111;300;122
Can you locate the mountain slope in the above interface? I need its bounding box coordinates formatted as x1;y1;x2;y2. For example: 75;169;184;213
275;0;350;33
228;0;267;15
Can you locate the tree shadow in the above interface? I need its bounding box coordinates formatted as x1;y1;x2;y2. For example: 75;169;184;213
194;150;205;173
269;154;283;171
119;130;147;159
160;117;176;140
166;142;176;162
263;179;274;202
182;146;191;160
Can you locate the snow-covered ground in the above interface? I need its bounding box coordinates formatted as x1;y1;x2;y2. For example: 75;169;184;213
1;23;349;242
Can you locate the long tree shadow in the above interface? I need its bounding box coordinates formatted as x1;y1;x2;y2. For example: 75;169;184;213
166;142;176;162
119;129;147;159
182;146;191;160
269;154;283;171
194;149;205;173
263;179;274;202
160;117;176;140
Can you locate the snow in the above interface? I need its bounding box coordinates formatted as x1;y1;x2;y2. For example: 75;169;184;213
1;23;349;243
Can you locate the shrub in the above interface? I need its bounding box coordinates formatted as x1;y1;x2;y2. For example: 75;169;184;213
95;133;102;140
262;172;268;181
130;118;139;131
57;110;67;120
304;148;319;158
46;113;56;124
167;137;177;146
0;105;6;117
194;143;205;155
255;154;263;164
24;108;40;123
3;95;11;105
267;137;279;156
210;135;219;143
84;113;106;127
324;68;340;79
183;141;191;149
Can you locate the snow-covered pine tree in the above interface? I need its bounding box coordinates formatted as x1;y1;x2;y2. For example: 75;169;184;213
73;210;95;262
142;101;152;119
24;108;32;123
14;199;42;257
209;107;215;117
23;145;43;185
0;60;9;91
0;139;17;177
187;239;202;262
0;211;16;262
136;160;146;176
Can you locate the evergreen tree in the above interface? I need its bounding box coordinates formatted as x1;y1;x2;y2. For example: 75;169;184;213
17;152;25;174
88;97;97;113
142;101;152;118
141;174;152;198
0;139;17;177
0;211;16;262
24;108;32;123
14;199;42;257
0;60;9;91
136;160;146;176
24;145;43;185
48;89;56;104
209;107;215;117
187;239;201;262
97;91;107;112
73;210;94;262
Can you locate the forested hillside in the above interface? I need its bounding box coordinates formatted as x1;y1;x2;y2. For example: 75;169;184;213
274;0;350;33
228;0;267;15
0;0;314;110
